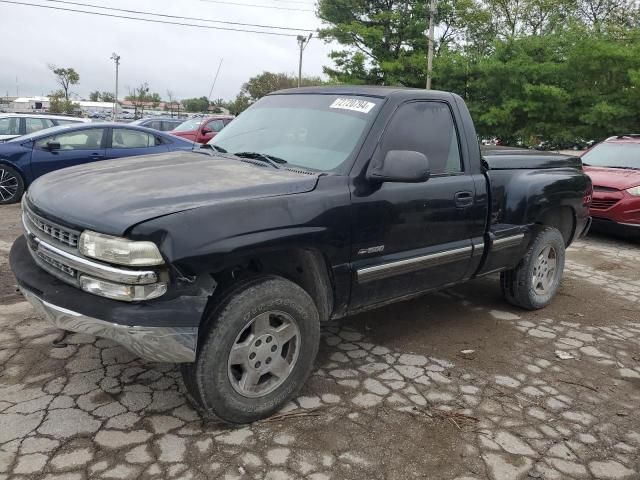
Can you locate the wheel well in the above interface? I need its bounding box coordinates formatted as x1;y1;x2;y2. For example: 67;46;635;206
535;206;575;246
207;248;334;323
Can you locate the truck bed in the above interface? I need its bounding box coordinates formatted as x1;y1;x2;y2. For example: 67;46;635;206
482;146;583;170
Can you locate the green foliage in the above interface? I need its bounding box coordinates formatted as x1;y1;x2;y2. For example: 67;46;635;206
182;96;210;113
48;90;77;115
48;65;80;102
318;0;640;145
100;91;116;103
89;91;100;102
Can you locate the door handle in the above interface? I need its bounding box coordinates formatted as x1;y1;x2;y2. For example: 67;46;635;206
89;153;104;159
454;191;474;208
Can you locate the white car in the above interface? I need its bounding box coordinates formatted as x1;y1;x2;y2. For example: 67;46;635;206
0;113;90;142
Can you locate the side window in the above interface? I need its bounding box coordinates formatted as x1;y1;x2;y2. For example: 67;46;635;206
111;129;156;149
379;102;462;175
25;118;55;134
54;119;81;126
206;119;225;132
0;117;20;135
147;121;162;131
35;128;105;151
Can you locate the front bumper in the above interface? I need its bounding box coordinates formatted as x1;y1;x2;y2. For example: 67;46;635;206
10;236;205;363
21;289;197;362
591;217;640;238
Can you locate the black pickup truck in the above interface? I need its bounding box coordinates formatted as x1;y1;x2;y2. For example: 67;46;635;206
10;87;592;423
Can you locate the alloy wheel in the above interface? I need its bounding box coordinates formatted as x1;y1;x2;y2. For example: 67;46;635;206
0;168;19;202
227;310;301;398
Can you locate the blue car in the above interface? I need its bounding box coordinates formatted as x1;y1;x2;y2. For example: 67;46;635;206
0;122;196;204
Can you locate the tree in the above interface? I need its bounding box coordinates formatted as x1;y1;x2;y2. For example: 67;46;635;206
48;90;76;115
48;65;80;102
318;0;640;146
225;94;252;116
89;91;100;102
125;83;150;118
166;90;179;117
182;96;210;113
101;91;115;103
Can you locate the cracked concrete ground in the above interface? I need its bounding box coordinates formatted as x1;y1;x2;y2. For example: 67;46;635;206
0;202;639;480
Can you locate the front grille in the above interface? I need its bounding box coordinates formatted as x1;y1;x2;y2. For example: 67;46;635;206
593;186;618;192
24;204;80;248
35;250;76;278
591;199;619;210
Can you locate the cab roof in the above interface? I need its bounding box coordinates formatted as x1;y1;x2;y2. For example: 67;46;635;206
604;134;640;143
270;85;455;101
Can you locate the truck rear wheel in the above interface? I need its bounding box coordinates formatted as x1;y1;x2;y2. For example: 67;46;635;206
500;226;566;310
182;275;320;424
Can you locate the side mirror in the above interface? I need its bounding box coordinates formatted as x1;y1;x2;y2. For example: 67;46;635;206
46;141;61;151
201;127;213;135
367;150;430;183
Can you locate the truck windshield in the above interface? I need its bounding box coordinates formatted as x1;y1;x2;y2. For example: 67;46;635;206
209;94;382;171
582;142;640;170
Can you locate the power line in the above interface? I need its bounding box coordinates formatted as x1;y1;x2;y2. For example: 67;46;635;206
38;0;316;32
198;0;314;13
0;0;310;36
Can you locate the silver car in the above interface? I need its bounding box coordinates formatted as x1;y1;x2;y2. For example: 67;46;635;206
0;113;89;142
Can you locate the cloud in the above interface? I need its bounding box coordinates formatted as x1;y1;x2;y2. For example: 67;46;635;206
0;0;335;101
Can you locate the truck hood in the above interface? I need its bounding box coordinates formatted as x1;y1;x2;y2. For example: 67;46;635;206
583;166;640;191
27;152;319;236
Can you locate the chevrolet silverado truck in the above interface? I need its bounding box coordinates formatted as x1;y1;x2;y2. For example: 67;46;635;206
10;87;592;423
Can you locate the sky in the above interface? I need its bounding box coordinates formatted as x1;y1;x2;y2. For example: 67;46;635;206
0;0;335;102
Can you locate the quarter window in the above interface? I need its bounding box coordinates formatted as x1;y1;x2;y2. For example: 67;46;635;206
0;117;20;136
379;102;462;174
25;118;55;134
111;129;157;149
35;128;105;150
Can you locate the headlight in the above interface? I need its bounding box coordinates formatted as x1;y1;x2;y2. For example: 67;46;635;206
627;186;640;197
80;275;167;301
79;231;164;266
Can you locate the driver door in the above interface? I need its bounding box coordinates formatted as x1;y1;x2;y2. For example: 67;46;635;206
30;128;106;179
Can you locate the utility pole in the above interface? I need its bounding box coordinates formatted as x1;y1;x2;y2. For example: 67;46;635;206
110;53;120;120
426;0;437;90
297;33;313;88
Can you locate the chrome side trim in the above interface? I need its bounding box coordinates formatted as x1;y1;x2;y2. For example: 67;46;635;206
472;242;485;256
22;289;197;363
23;215;157;285
357;246;473;284
492;233;525;251
619;222;640;228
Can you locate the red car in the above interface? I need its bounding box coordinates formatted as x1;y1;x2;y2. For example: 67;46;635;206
169;115;233;144
581;135;640;237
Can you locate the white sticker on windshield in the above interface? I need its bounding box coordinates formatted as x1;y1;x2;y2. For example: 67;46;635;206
330;98;376;114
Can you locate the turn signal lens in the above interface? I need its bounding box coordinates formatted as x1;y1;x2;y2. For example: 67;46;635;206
79;275;167;301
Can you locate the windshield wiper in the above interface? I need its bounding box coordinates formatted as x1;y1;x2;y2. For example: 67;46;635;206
210;144;228;153
233;151;288;169
607;166;640;170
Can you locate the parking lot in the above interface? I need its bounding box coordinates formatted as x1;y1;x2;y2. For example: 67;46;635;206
0;202;639;479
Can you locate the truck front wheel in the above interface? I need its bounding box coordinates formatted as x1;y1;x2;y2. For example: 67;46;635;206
182;275;320;424
500;226;566;310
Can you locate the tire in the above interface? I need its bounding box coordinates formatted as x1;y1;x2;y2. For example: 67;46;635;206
500;226;566;310
0;165;24;205
182;275;320;424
